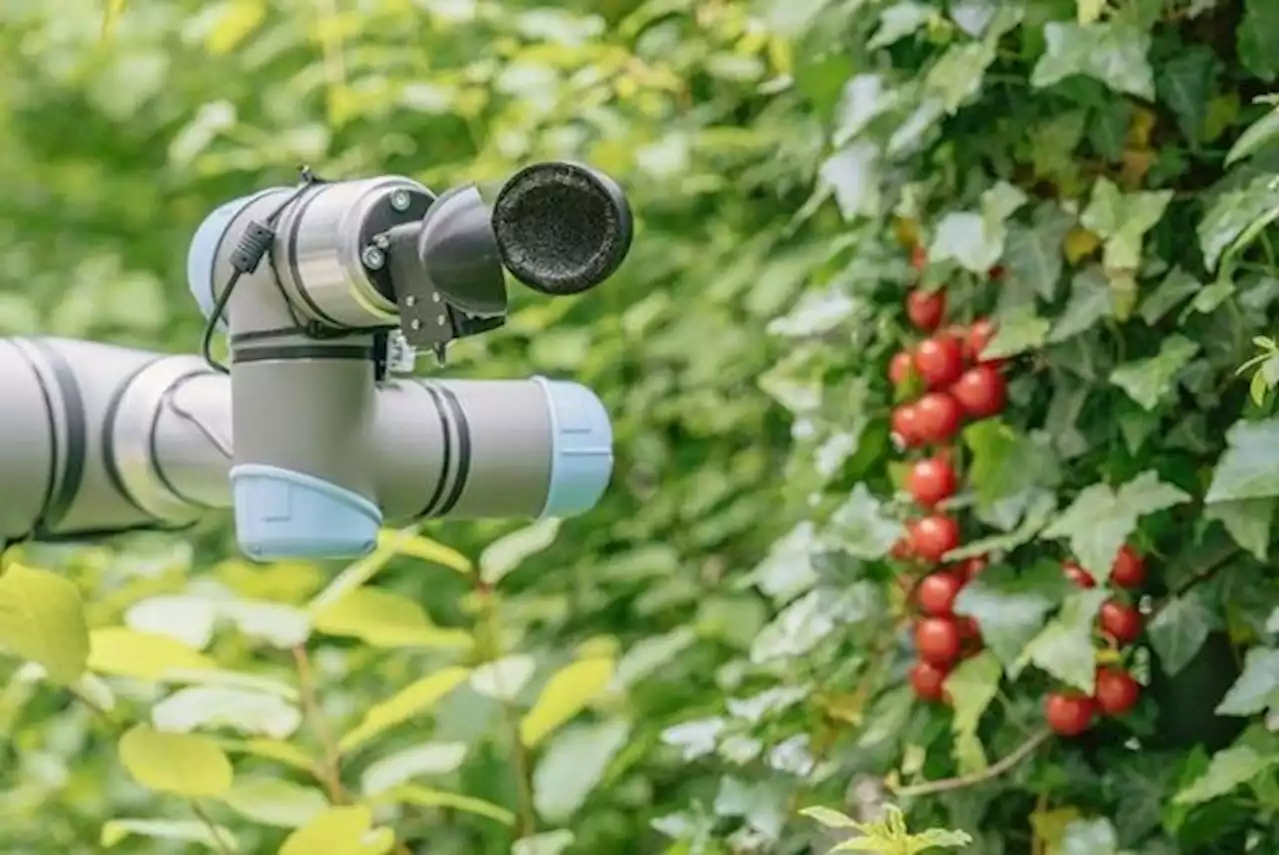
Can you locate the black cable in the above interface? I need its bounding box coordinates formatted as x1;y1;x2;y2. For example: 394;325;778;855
200;167;324;374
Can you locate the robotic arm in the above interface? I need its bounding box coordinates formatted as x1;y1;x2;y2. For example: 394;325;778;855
1;162;632;561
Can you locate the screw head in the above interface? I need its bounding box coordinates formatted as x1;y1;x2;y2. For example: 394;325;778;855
389;189;412;212
361;246;385;269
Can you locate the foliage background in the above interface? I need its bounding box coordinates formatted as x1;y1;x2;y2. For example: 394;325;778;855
0;0;1276;853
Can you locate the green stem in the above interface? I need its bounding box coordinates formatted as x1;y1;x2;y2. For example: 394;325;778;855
191;801;235;855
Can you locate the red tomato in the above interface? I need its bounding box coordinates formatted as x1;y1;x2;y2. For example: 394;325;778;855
914;617;961;666
906;288;946;332
1100;600;1143;645
906;456;958;508
914;393;963;444
964;318;1005;367
988;265;1005;280
891;404;924;448
916;571;964;617
910;514;961;563
910;660;951;702
1063;561;1096;588
959;555;988;582
1110;545;1147;589
1094;667;1140;716
914;334;966;389
910;245;928;272
889;350;915;387
1044;692;1096;736
950;365;1007;419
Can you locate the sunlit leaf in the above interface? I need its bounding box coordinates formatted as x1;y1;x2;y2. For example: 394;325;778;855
100;819;237;851
218;777;328;827
117;724;233;797
88;628;217;681
338;667;470;753
519;657;615;747
0;563;90;684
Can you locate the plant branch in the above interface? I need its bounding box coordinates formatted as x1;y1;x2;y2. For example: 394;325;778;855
1149;545;1239;622
292;645;347;804
191;800;235;855
890;728;1052;798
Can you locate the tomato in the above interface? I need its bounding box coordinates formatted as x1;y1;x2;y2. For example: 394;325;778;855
891;404;924;448
906;456;958;508
1094;667;1140;716
987;265;1005;280
1063;561;1096;588
1110;545;1147;589
914;392;963;444
889;350;915;387
910;514;961;563
916;571;964;616
914;334;966;389
957;616;983;656
906;288;945;332
1100;600;1143;645
1044;691;1096;736
950;365;1007;418
914;617;961;665
959;555;987;582
910;245;928;272
909;660;951;702
964;318;1005;367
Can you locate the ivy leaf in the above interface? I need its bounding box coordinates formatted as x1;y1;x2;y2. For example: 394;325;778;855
1225;106;1279;166
151;686;302;740
1080;178;1173;270
1140;266;1201;324
1041;471;1191;582
1237;0;1278;82
0;563;90;685
867;1;931;50
1173;744;1275;806
117;724;233;798
822;483;902;558
1199;174;1280;271
944;652;1002;773
1205;417;1280;502
924;42;997;114
520;656;615;747
930;212;1001;273
1148;590;1218;676
833;74;895;145
1030;22;1155;99
338;667;470;753
820;142;881;220
101;819;237;851
964;420;1060;529
1215;647;1279;716
532;719;630;823
218;778;329;828
955;563;1066;669
1155;47;1222;143
1049;267;1113;342
1018;589;1108;691
945;492;1056;560
714;776;788;839
1110;335;1200;410
985;304;1050;359
1003;204;1073;301
1205;499;1276;560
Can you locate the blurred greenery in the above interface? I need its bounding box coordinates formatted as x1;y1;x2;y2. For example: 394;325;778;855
0;0;1277;854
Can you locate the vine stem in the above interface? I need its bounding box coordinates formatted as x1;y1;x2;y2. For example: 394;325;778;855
890;728;1052;798
291;645;346;805
191;800;235;855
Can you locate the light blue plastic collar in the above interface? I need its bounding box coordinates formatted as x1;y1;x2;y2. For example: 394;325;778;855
186;188;285;329
230;463;382;560
532;377;614;518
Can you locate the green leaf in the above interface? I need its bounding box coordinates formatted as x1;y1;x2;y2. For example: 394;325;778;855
1205;417;1280;502
1003;204;1073;301
963;420;1060;529
279;806;391;855
371;784;516;825
1139;266;1201;324
1049;267;1113;342
1060;818;1118;855
360;742;468;797
945;651;1002;773
833;74;895;145
520;656;615;747
820;143;882;220
218;777;329;828
88;627;216;681
1237;0;1278;82
1080;178;1173;270
0;563;90;685
532;718;630;823
311;588;471;650
151;686;302;740
955;563;1066;668
1041;470;1191;581
308;525;469;613
1030;22;1155;99
822;483;903;558
1155;47;1222;143
1148;590;1218;676
924;42;998;114
800;806;858;828
1225;107;1279;166
1174;744;1275;805
867;2;931;50
1110;335;1200;410
338;667;470;753
1205;499;1276;560
479;518;561;586
609;627;697;689
1018;589;1109;691
1215;646;1279;716
512;830;576;855
984;304;1051;359
714;776;788;839
1199;174;1280;271
101;819;237;851
946;493;1057;560
469;655;537;702
117;724;234;798
124;595;216;650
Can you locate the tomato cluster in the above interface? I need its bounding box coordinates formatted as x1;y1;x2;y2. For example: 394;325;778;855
1043;546;1147;736
891;251;1009;705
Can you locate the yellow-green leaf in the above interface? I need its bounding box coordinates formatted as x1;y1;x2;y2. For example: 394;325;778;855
308;526;468;613
219;777;328;827
0;563;90;684
377;529;472;574
101;0;127;38
1076;0;1105;25
88;627;217;681
218;737;316;773
279;805;394;855
118;724;233;797
338;667;470;753
204;0;266;56
311;588;471;650
101;818;237;851
368;784;516;825
519;657;615;747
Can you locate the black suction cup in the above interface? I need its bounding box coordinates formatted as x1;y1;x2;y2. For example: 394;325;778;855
491;161;633;296
416;185;507;317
